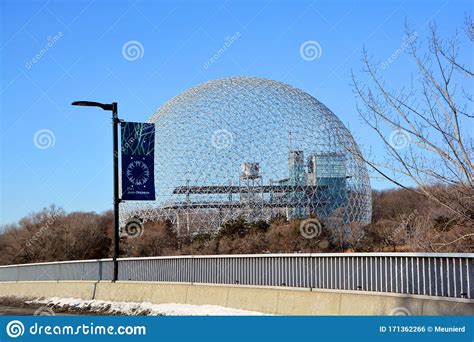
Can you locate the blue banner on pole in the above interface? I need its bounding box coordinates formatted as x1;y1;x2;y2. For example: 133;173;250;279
121;122;155;201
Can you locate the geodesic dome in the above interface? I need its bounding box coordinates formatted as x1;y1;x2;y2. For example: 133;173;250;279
121;77;371;234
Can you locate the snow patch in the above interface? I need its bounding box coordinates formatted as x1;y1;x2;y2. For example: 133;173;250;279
27;297;265;316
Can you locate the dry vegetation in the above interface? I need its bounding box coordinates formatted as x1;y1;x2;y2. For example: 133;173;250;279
351;19;473;229
0;186;472;266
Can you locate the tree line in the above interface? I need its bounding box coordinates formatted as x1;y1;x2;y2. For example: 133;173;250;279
0;186;471;266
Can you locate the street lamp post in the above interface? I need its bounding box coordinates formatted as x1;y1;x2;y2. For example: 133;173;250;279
71;101;120;282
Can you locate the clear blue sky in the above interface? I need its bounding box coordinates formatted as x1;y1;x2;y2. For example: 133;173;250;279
0;0;471;225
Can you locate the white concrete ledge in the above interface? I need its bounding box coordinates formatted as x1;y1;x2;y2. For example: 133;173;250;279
0;281;472;315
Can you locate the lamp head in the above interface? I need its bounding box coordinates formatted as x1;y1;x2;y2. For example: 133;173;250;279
71;101;113;111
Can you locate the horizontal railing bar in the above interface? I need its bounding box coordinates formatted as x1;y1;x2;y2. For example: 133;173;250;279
119;252;474;260
1;253;472;268
0;258;113;269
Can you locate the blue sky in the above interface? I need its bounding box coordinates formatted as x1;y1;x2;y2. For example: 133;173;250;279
0;0;472;225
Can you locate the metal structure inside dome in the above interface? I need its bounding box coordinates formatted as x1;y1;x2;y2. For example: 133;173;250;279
121;77;371;234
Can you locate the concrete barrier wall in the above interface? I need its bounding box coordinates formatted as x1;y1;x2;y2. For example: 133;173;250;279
0;281;473;316
0;281;96;300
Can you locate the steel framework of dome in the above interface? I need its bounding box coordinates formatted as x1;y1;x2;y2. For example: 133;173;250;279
121;77;371;234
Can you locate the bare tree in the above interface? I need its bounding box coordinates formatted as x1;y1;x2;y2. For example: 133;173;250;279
350;20;473;227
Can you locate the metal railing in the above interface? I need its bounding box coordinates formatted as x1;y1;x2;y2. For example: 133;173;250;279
0;253;472;299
